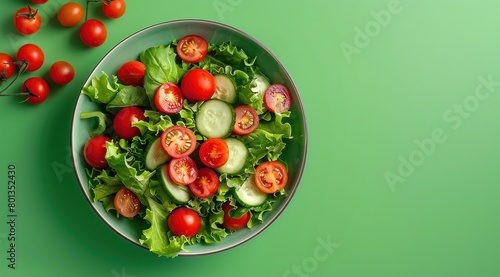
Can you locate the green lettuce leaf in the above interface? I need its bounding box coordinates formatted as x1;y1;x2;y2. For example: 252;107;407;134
212;42;257;67
237;83;266;115
140;44;187;107
248;198;275;228
133;110;174;136
241;112;292;167
91;170;122;202
106;86;150;113
105;141;155;205
139;198;188;257
82;72;120;104
80;111;109;137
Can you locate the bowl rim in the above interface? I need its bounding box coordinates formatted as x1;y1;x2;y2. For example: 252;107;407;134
70;18;308;257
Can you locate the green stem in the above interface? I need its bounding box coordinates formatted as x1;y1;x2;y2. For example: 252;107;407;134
0;60;28;94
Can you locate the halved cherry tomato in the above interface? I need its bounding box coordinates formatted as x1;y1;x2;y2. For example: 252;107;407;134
83;135;111;169
16;43;44;72
176;35;208;63
168;156;198;185
113;106;145;140
198;138;229;168
160;126;196;158
188;167;219;198
102;0;126;19
154;82;183;114
14;6;41;35
222;201;250;231
22;77;49;104
263;84;292;113
79;19;107;47
254;161;288;194
168;207;201;238
117;60;145;87
49;61;74;85
57;2;84;27
233;105;259;135
0;53;15;84
180;68;216;102
114;187;141;218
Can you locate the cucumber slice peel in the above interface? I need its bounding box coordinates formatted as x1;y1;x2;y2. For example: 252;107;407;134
234;176;268;207
157;165;191;204
216;138;248;175
145;137;171;170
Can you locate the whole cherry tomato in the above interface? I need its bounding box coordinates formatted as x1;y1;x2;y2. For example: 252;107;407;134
102;0;126;19
0;53;15;84
57;2;84;27
14;6;41;35
49;61;75;85
16;44;44;72
79;19;107;47
22;77;49;104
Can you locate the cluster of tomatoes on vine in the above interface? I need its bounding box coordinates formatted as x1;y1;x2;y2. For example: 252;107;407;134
0;0;126;104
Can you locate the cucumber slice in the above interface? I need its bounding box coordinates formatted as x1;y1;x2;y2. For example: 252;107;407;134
216;138;248;174
157;165;191;204
234;176;268;207
212;74;237;104
250;73;270;97
145;137;171;170
196;99;235;138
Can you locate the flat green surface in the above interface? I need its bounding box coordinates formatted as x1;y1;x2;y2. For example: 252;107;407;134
1;0;500;276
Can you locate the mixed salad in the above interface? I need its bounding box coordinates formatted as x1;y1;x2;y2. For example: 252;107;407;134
80;34;294;257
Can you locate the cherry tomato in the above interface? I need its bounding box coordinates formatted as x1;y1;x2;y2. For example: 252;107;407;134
79;19;107;47
168;156;198;185
0;53;15;84
176;35;208;63
160;126;196;158
57;2;84;27
31;0;48;4
188;167;219;198
83;136;111;169
14;6;41;35
233;105;259;135
168;207;201;238
254;161;288;194
22;77;49;104
222;201;250;230
117;60;145;87
114;187;140;218
16;43;44;72
198;138;229;168
102;0;126;19
264;84;292;113
113;106;145;140
154;82;183;114
49;61;74;85
180;68;216;102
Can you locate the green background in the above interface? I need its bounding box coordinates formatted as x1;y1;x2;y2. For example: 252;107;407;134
1;0;500;276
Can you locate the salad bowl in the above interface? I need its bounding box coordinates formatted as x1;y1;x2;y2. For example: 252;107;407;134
71;19;307;256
